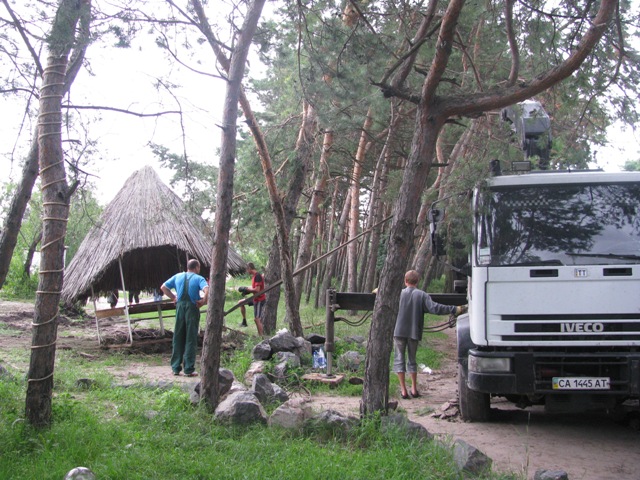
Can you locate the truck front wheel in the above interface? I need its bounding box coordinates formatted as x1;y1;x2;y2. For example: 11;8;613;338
458;362;491;422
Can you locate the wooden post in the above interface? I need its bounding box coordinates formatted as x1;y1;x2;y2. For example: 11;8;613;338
157;305;165;335
91;286;102;345
325;288;336;377
118;256;133;344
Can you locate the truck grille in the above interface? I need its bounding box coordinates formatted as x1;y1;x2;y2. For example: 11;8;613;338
500;313;640;342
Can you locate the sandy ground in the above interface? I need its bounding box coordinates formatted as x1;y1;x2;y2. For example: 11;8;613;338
1;299;639;480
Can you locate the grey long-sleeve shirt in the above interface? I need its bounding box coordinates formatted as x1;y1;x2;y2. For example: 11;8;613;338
393;286;457;341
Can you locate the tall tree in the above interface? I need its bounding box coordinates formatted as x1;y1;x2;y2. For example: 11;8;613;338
198;0;266;410
25;0;88;427
361;0;620;416
347;108;373;299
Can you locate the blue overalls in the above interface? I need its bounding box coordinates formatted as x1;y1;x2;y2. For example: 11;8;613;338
170;273;200;375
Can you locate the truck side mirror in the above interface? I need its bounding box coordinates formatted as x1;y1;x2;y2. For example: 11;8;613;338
431;232;446;257
427;208;443;224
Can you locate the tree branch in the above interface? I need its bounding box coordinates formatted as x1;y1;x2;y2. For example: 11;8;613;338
64;104;182;117
1;0;43;75
505;0;519;87
440;0;618;118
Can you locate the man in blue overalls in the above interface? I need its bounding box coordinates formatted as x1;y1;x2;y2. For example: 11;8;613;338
161;259;209;377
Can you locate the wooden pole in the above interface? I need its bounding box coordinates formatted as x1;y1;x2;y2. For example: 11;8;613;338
91;285;102;345
117;256;133;344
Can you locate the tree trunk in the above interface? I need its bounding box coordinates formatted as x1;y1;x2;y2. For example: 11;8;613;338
0;142;39;286
25;0;88;427
199;0;265;411
191;0;312;337
362;0;617;416
320;188;350;304
361;111;446;416
260;101;316;335
364;101;402;293
292;131;332;306
24;229;43;277
347;109;373;300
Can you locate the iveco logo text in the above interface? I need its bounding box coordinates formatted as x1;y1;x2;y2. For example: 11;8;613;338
561;322;604;333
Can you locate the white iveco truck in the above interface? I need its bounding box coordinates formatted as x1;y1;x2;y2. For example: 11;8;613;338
453;162;640;421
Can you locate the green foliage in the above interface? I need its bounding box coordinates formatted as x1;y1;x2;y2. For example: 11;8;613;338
65;188;103;265
623;159;640;171
150;143;218;221
425;276;446;294
1;252;38;299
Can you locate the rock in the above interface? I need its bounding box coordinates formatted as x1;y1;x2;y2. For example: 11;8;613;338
0;364;14;380
338;351;363;372
348;377;364;385
218;368;235;395
64;467;96;480
304;333;326;344
453;439;492;475
269;398;313;429
252;340;272;360
304;409;357;440
189;368;235;404
252;373;276;405
294;337;312;363
75;378;95;389
244;360;266;385
268;331;300;353
534;469;569;480
275;351;300;368
229;380;249;394
272;383;289;403
273;360;289;379
343;335;365;345
214;391;267;426
381;414;433;441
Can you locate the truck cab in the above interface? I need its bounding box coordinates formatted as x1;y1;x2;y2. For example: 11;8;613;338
455;166;640;421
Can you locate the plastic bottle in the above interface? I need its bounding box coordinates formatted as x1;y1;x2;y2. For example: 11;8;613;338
317;348;326;369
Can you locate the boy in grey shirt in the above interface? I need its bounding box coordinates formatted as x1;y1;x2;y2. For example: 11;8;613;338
393;270;465;399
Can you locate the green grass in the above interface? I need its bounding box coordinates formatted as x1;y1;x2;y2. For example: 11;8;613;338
0;294;523;479
0;372;518;480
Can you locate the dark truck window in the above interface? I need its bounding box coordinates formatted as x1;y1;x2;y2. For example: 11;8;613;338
476;183;640;266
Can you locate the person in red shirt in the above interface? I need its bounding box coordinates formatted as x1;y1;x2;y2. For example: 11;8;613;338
238;262;265;336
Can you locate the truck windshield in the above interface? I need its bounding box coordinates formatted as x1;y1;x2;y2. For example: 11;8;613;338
476;182;640;266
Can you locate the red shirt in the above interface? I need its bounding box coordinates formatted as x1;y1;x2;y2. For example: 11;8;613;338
252;272;266;302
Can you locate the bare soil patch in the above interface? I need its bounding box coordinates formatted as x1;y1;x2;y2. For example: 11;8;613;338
1;300;639;479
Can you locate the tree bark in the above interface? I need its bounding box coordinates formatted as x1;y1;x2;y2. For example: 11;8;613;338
25;0;88;427
292;131;331;306
199;0;265;411
24;229;43;277
319;188;350;306
260;102;317;335
347;109;373;302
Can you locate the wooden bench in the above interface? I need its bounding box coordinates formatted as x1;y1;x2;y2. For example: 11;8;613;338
94;300;176;344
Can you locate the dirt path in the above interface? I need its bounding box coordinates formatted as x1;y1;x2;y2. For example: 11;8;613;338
2;300;639;479
309;331;640;480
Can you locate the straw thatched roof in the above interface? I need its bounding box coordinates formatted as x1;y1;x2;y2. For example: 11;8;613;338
61;166;246;303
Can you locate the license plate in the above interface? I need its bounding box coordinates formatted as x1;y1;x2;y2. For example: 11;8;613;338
552;377;610;390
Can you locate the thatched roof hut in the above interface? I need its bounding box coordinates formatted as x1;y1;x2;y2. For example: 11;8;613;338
62;166;246;303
